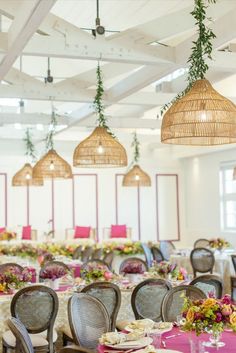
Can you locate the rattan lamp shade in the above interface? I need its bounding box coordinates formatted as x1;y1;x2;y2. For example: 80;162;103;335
73;126;127;167
12;163;43;186
233;167;236;180
161;79;236;146
33;149;72;179
123;164;151;187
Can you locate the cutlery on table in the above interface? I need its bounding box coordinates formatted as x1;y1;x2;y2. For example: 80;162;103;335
165;333;181;339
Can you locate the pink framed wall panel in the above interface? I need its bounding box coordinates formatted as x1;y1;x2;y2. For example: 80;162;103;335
0;173;7;227
156;174;180;242
72;174;99;241
115;174;141;240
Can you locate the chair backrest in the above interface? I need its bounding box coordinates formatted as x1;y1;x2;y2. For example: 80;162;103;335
190;275;223;298
190;248;215;277
151;247;164;263
11;285;58;353
60;347;94;353
131;279;172;322
73;245;83;260
7;317;34;353
91;248;103;260
81;281;121;331
159;241;175;261
68;293;111;349
231;255;236;273
81;246;93;263
194;238;210;248
0;263;24;274
141;243;153;268
103;251;114;268
81;260;111;278
161;285;207;322
39;261;70;281
119;257;148;274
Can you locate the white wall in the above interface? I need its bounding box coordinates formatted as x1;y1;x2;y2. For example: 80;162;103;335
0;140;186;243
181;147;236;248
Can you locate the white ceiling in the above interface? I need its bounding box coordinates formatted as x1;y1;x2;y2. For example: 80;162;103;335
0;0;235;158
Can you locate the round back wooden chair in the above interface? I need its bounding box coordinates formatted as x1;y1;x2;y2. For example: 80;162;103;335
151;247;164;263
39;261;70;281
119;257;148;274
68;293;111;350
141;243;153;268
131;278;172;322
231;255;236;273
0;263;24;274
194;239;210;248
73;245;83;260
103;251;114;268
80;260;111;279
7;318;34;353
190;248;215;277
3;285;58;353
91;248;103;260
161;285;207;322
81;282;121;331
81;246;93;263
159;241;175;261
190;274;223;298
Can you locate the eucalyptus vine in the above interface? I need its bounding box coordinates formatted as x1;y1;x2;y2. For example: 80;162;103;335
161;0;217;115
131;132;140;164
94;64;115;137
24;128;36;162
45;109;57;151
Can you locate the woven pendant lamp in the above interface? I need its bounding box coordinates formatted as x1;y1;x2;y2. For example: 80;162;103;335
161;79;236;145
233;167;236;180
12;163;43;186
73;64;127;168
123;132;151;187
161;0;236;146
33;149;72;179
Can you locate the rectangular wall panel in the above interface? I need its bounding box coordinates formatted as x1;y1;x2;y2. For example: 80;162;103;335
0;174;7;227
156;174;180;241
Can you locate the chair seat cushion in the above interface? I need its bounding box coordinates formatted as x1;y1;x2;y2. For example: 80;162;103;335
3;329;58;348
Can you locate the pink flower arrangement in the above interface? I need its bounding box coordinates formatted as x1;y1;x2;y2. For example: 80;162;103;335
82;263;114;283
0;267;32;293
40;265;68;280
122;261;145;274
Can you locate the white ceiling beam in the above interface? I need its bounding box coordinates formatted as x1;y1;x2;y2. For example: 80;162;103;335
0;0;57;80
76;116;161;129
0;112;69;125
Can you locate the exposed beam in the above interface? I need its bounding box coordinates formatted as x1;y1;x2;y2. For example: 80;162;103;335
0;112;69;125
0;0;57;80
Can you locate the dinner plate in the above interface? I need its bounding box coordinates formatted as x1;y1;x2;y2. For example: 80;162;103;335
105;337;152;350
125;322;173;334
156;350;183;353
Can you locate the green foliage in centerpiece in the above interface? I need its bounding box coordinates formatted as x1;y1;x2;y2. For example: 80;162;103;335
103;241;143;255
209;238;230;250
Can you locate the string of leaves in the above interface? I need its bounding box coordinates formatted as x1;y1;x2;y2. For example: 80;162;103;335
94;64;115;137
132;132;140;164
45;109;57;151
161;0;216;115
24;128;37;163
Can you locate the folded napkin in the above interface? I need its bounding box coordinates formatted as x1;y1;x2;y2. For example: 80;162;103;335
135;345;156;353
153;322;172;330
128;319;155;331
99;331;144;345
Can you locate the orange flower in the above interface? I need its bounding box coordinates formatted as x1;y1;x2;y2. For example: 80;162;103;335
229;312;236;326
186;308;195;323
202;298;217;309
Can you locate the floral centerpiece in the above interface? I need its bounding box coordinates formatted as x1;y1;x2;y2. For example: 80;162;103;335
103;241;143;256
0;231;17;241
82;263;114;283
181;294;236;340
0;267;32;293
149;261;188;280
209;238;230;251
40;265;69;281
122;262;145;274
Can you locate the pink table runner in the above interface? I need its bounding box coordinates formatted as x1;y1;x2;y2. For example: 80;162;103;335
98;327;236;353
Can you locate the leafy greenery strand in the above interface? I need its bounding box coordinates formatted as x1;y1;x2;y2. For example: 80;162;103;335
45;110;57;150
94;64;115;137
131;132;140;164
161;0;216;115
23;128;36;162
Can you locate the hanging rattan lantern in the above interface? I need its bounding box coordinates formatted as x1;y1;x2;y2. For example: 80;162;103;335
123;164;151;187
123;132;151;187
161;79;236;146
73;126;127;167
73;64;127;168
233;167;236;180
33;149;72;179
161;0;236;146
12;163;43;186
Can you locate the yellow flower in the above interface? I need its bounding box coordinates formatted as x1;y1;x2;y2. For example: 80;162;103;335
0;283;6;292
186;308;195;323
202;298;217;309
229;312;236;326
222;305;232;316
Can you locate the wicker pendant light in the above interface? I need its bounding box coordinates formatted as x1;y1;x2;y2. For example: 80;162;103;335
73;64;127;168
12;163;43;186
123;132;151;187
32;108;72;179
33;149;72;179
12;129;43;187
161;0;236;146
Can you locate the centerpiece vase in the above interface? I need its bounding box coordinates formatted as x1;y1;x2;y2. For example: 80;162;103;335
126;273;142;283
204;330;225;348
48;278;60;290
